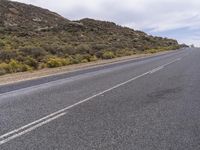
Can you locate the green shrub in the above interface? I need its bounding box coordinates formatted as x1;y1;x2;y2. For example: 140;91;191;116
82;54;93;62
0;50;18;62
70;54;84;64
81;59;88;63
145;46;178;54
91;43;108;51
0;60;31;75
8;60;31;73
46;57;70;68
39;63;47;69
127;50;137;55
19;47;47;60
75;44;91;54
0;63;8;75
24;57;39;69
94;51;104;58
102;51;116;59
42;44;65;56
147;49;158;54
62;45;75;55
89;55;98;62
115;49;136;57
0;40;5;48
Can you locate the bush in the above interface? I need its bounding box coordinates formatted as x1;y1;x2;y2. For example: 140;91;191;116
8;60;31;73
0;60;31;75
75;44;91;54
46;57;70;68
89;55;98;62
0;63;8;75
115;49;136;57
81;59;88;63
146;49;158;54
0;50;18;62
94;51;104;58
24;57;39;69
0;40;5;48
102;51;116;59
19;47;47;60
91;43;108;51
145;46;178;54
42;44;64;56
70;54;84;64
82;54;94;62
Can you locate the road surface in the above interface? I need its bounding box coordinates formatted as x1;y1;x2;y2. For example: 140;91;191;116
0;48;200;150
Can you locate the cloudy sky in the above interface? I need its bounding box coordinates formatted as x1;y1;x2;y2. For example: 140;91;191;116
13;0;200;46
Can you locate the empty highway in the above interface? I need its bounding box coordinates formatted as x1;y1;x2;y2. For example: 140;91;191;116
0;48;200;150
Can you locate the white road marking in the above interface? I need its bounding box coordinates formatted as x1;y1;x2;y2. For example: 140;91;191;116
149;66;164;74
0;52;183;97
149;57;181;74
0;57;182;146
163;58;182;66
0;111;66;139
0;112;66;145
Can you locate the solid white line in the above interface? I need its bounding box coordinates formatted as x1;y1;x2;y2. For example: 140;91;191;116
0;52;182;97
163;58;182;67
0;112;66;145
149;66;164;74
0;57;182;146
0;71;150;145
149;57;181;74
0;110;66;139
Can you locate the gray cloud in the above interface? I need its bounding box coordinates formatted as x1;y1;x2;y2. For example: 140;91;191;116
12;0;200;45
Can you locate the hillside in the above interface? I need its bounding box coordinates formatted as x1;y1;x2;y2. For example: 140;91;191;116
0;0;181;75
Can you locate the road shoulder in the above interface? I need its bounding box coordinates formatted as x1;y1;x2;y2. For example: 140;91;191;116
0;50;176;85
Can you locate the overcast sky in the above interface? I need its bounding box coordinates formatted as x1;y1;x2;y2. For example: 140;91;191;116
13;0;200;46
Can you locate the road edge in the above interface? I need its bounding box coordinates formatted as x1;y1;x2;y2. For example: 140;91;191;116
0;50;180;86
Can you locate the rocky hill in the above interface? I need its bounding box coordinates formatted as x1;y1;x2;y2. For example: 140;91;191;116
0;0;70;30
0;0;181;75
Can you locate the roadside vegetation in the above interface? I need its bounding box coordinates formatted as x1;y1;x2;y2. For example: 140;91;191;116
0;25;181;75
0;1;185;75
0;40;180;75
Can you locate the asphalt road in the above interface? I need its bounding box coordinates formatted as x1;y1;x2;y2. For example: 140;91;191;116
1;48;200;150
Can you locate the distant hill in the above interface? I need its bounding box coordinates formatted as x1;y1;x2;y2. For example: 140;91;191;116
0;0;182;75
